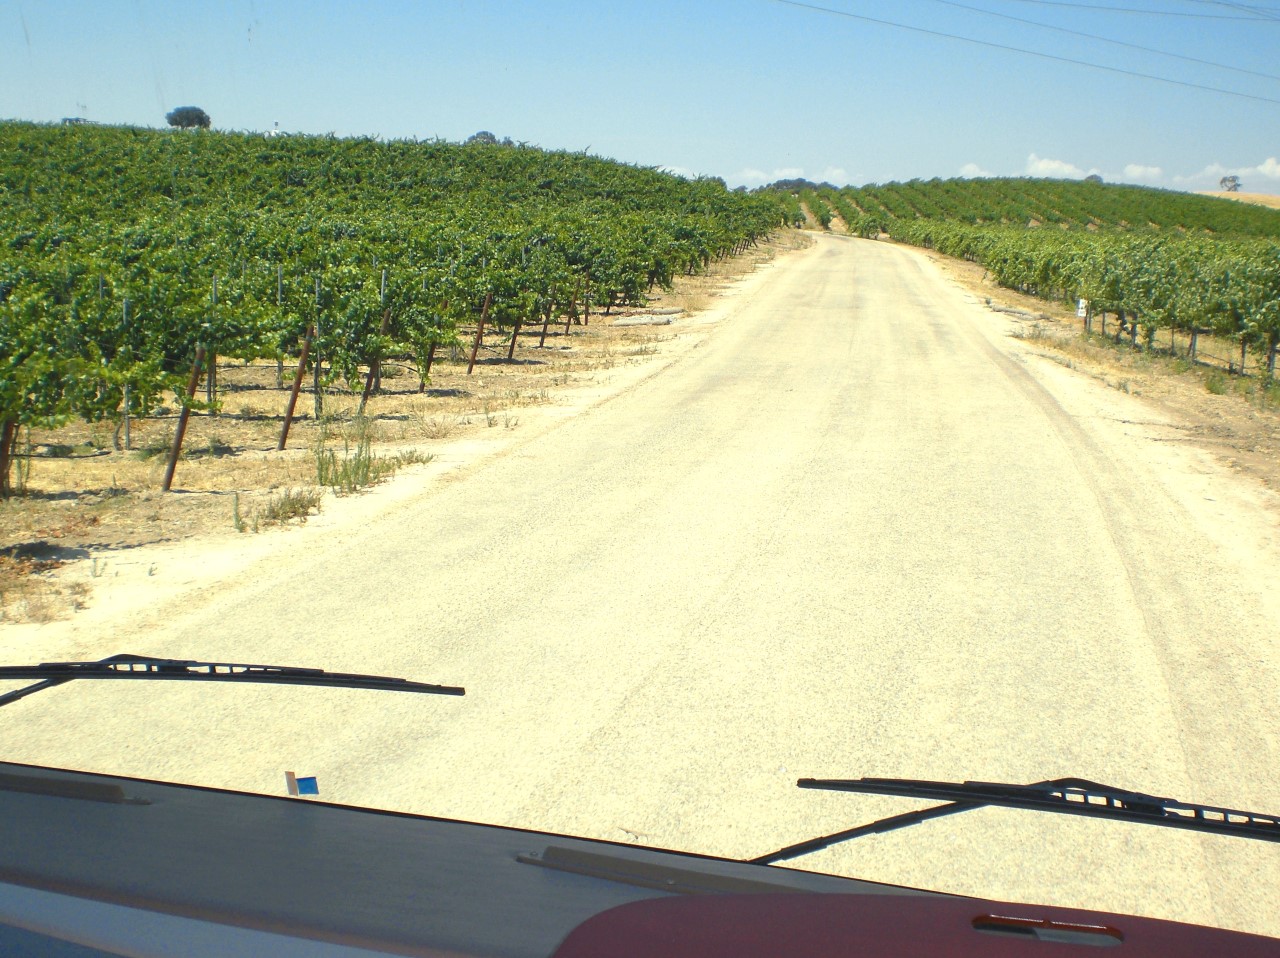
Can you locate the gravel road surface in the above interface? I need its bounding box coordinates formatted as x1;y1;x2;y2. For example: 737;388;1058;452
4;235;1280;936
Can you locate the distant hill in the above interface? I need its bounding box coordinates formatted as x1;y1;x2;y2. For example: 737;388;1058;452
765;177;1280;241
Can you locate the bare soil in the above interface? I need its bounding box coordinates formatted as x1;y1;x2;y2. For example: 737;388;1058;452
0;233;812;622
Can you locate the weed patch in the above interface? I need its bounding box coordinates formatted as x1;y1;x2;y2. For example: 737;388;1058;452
134;432;173;460
0;553;84;623
315;418;432;495
188;435;236;459
235;487;323;532
1261;379;1280;410
262;487;323;523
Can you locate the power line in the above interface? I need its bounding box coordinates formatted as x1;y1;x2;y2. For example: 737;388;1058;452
928;0;1280;82
1184;1;1280;20
993;0;1278;18
768;0;1280;104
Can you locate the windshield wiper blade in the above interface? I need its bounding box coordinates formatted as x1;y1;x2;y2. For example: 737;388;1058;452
752;776;1280;865
0;653;464;708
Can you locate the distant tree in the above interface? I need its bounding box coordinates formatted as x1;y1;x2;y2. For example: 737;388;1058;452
466;130;498;145
166;106;211;130
1220;174;1242;192
765;177;824;192
1085;173;1103;184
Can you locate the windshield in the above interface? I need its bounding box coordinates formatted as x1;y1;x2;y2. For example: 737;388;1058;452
2;0;1280;946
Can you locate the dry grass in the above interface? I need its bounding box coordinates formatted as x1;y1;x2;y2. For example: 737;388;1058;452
1197;191;1280;210
233;487;324;533
0;556;91;624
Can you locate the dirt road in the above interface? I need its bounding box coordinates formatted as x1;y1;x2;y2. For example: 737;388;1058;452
4;235;1280;935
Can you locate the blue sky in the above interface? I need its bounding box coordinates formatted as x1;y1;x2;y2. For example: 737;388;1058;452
4;0;1278;193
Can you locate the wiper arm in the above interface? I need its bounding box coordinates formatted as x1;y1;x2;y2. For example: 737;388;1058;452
752;776;1280;865
0;653;464;708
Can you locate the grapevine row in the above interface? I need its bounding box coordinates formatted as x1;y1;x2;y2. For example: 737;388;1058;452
0;122;786;495
891;219;1280;373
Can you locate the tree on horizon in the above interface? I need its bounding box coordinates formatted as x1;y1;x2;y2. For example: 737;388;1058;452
166;106;211;130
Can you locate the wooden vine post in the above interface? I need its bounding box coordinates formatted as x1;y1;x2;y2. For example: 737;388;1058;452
275;265;286;388
359;270;392;416
0;420;18;499
563;282;579;336
120;298;131;451
505;249;530;361
312;278;324;421
421;343;436;391
420;300;446;392
467;292;493;375
506;317;521;361
277;326;314;451
359;305;392;414
538;287;558;347
206;277;218;415
162;346;206;492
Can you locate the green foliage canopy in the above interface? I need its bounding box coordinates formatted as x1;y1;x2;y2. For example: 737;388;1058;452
0;120;784;494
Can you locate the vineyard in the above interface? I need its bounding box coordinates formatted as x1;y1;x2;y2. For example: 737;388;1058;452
0;121;786;497
826;177;1280;237
786;178;1280;381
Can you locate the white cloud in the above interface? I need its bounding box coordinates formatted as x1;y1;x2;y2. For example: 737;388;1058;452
730;168;771;187
1172;158;1280;191
660;165;695;180
1122;163;1163;181
959;162;992;178
1173;163;1227;186
726;166;806;188
1025;153;1086;178
819;166;850;185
